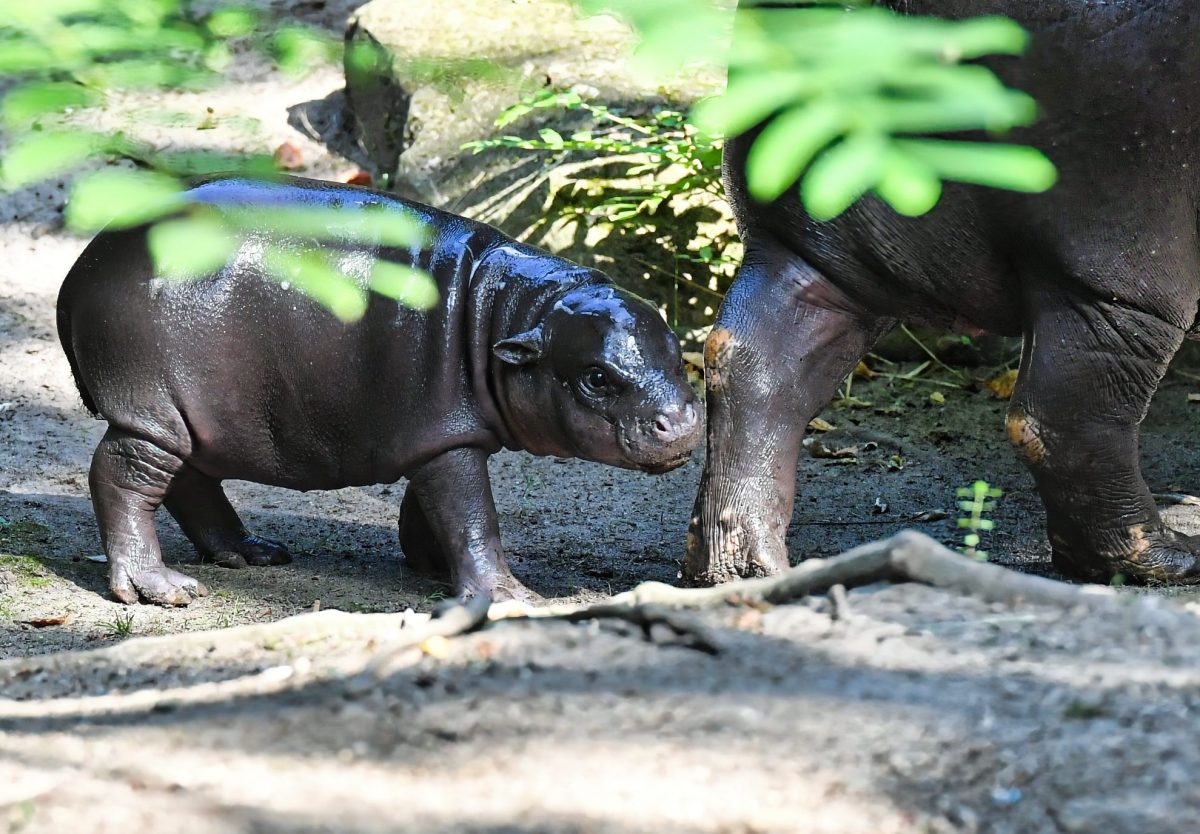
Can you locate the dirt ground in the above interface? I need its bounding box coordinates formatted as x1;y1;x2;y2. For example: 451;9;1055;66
4;2;1200;832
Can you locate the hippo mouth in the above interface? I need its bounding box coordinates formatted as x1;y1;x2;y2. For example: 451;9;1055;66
641;451;694;474
615;428;696;474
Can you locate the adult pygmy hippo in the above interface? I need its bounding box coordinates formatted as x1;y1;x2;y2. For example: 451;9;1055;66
58;176;700;606
687;0;1200;586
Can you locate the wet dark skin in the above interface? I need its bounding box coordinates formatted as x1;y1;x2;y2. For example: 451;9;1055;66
687;0;1200;586
58;176;700;606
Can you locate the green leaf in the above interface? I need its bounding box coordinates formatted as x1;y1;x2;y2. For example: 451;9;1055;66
538;128;565;149
874;148;942;216
204;42;233;72
1;82;98;128
0;131;106;190
0;38;56;73
78;58;206;90
690;71;813;139
744;100;845;202
222;204;427;248
369;261;439;310
800;133;888;220
271;27;337;76
150;149;276;177
940;15;1028;60
895;139;1057;192
146;214;237;279
115;0;178;28
261;246;368;322
65;169;185;231
206;6;258;38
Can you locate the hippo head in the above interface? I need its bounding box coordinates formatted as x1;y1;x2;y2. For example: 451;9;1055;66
492;283;701;473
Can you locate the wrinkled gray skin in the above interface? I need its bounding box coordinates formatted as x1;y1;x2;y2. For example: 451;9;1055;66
687;0;1200;586
58;176;700;606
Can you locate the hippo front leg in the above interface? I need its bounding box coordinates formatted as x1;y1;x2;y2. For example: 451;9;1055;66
403;447;540;603
165;466;291;569
683;252;890;584
1009;290;1200;584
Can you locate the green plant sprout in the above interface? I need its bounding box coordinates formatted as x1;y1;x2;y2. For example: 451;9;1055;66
0;0;435;320
99;610;136;637
956;479;1003;560
580;0;1058;220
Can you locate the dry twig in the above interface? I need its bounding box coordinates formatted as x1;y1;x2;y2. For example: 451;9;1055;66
0;531;1148;721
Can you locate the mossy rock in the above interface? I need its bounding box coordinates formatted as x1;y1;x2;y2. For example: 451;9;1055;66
346;0;722;198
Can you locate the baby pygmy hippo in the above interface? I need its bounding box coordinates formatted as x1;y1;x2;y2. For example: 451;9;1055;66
57;176;700;605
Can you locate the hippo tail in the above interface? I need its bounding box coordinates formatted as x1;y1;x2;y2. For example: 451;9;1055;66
55;303;99;417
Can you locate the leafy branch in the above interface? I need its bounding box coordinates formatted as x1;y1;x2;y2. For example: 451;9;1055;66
0;0;434;320
580;0;1058;220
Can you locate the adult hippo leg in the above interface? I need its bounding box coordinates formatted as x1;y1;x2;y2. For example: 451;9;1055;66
164;466;291;569
397;488;451;577
403;447;540;602
90;429;209;605
683;250;891;584
1010;289;1200;583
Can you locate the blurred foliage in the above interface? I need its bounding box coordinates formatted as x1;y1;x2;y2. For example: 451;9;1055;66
464;91;736;327
0;0;434;319
581;0;1057;220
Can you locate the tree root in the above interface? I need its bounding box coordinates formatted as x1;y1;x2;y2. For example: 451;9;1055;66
0;530;1155;721
489;529;1127;624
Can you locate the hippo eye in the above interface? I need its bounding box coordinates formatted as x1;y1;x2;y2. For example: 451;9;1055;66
580;366;612;395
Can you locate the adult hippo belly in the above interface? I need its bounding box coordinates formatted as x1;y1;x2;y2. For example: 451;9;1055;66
686;0;1200;586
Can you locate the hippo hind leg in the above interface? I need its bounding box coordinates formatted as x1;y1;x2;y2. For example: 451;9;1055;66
164;466;291;569
1011;288;1200;584
90;429;208;606
398;488;451;577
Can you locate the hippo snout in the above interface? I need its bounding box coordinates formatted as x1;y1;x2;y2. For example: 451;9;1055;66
652;401;700;444
625;395;702;474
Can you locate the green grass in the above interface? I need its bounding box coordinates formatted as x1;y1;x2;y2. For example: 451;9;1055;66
0;518;56;588
0;553;54;588
98;611;136;637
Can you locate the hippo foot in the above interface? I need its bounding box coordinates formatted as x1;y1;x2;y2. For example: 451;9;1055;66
203;534;292;569
1052;524;1200;585
681;510;789;586
458;573;543;606
111;564;209;606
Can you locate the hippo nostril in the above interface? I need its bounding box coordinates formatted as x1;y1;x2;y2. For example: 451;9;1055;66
682;402;698;431
653;414;673;437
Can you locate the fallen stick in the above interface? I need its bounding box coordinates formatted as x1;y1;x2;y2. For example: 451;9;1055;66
0;598;489;721
488;530;1127;625
0;531;1155;721
1154;492;1200;507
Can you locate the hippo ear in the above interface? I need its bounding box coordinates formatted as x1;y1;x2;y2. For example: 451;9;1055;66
492;327;544;366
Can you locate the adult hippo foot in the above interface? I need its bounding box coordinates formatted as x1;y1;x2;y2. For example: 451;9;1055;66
682;495;790;585
202;534;292;569
1052;524;1200;585
111;564;209;606
459;573;544;606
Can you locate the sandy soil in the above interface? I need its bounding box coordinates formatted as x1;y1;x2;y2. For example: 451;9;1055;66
4;2;1200;832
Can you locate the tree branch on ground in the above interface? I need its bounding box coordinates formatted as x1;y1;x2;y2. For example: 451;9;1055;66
0;531;1163;722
